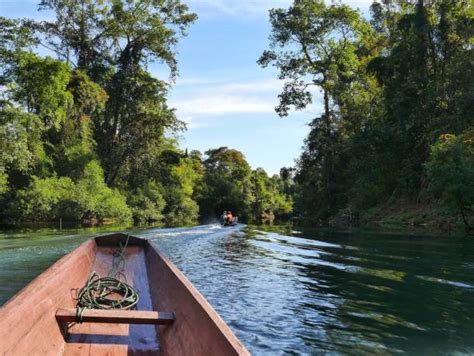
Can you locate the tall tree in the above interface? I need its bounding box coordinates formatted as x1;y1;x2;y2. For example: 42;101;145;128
425;132;474;228
196;147;253;219
0;1;200;226
369;0;473;193
261;0;473;226
36;0;197;185
259;0;376;220
250;168;293;223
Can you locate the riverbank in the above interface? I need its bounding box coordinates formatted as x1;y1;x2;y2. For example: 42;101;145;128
1;208;471;239
327;199;473;236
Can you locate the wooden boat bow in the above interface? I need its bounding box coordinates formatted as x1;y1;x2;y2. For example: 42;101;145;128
0;233;250;355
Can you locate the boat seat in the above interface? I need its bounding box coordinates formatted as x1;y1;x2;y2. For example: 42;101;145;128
56;308;175;325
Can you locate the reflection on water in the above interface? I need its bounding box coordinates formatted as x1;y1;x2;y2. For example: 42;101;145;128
1;225;474;354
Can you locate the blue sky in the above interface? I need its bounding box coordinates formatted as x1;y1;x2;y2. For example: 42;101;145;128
1;0;374;175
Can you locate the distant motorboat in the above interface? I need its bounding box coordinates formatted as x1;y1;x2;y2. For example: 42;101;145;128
221;216;238;227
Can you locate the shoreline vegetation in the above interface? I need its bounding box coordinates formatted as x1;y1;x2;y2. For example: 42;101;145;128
0;220;467;241
1;0;472;235
258;0;473;234
0;2;292;229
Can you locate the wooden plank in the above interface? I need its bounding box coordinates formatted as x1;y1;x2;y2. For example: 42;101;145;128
56;308;175;325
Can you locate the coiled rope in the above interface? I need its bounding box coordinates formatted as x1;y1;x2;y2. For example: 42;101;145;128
75;234;140;322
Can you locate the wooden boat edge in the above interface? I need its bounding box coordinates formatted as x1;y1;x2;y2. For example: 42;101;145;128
144;238;250;355
0;238;95;311
0;233;251;355
0;239;96;354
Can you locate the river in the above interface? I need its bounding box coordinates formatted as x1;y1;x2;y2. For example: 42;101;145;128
1;224;473;354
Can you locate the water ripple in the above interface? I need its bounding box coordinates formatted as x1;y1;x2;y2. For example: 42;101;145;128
1;225;474;355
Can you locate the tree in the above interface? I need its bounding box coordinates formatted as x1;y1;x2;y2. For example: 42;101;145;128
250;168;274;221
6;161;131;223
10;54;72;131
127;181;166;224
425;132;474;228
261;0;473;227
368;0;473;193
0;1;206;227
53;70;108;180
258;1;371;118
162;154;202;226
0;51;73;184
196;147;253;220
36;0;197;185
259;0;376;221
0;108;44;194
250;168;293;223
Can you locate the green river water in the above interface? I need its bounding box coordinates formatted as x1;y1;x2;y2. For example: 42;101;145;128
1;224;473;355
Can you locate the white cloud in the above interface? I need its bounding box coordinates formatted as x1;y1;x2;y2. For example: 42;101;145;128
169;77;323;127
170;78;282;118
181;115;213;129
173;95;275;116
217;79;283;93
175;77;282;92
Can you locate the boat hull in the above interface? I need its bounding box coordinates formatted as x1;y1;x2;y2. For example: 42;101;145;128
0;233;249;355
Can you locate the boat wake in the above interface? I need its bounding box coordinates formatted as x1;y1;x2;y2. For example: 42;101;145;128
139;223;244;240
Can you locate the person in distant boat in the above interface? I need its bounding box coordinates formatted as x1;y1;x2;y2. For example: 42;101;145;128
226;211;234;224
220;211;227;225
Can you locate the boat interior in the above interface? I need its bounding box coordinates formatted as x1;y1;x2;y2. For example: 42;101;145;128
0;233;248;356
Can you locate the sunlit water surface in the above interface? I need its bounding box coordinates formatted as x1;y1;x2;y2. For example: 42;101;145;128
1;225;474;354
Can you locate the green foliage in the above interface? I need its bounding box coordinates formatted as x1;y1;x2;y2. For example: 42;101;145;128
251;168;273;218
260;0;377;222
273;192;293;219
425;133;474;227
73;161;132;222
0;107;45;178
0;49;131;224
38;0;197;75
164;193;199;226
99;69;181;185
1;1;296;227
162;155;201;226
2;0;470;230
2;52;83;178
194;148;293;223
262;0;473;227
258;0;371;116
37;0;197;186
0;1;203;227
13;176;75;221
116;141;204;225
250;168;293;222
54;70;108;179
11;53;73;130
0;17;37;54
196;147;253;219
8;161;131;223
68;70;108;113
127;181;166;225
0;168;6;195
